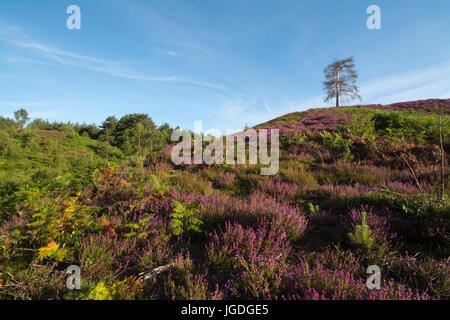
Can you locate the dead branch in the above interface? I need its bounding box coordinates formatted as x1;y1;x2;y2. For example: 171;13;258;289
400;152;427;201
439;115;445;200
137;263;174;282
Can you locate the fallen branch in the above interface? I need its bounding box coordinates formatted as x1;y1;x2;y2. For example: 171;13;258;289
137;263;174;281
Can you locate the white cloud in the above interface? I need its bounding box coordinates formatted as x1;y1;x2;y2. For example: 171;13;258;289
360;61;450;103
0;20;226;91
0;101;51;111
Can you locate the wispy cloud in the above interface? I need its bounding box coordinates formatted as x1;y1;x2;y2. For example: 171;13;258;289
0;19;226;91
0;101;51;108
215;97;278;131
359;61;450;103
165;50;178;57
264;102;275;117
28;110;71;120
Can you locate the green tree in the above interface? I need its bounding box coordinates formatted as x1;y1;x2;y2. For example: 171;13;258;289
113;114;164;157
0;130;11;154
99;116;118;145
14;108;30;129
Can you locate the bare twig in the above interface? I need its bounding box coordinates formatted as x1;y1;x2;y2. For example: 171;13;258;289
379;184;408;199
400;152;427;201
439;115;445;201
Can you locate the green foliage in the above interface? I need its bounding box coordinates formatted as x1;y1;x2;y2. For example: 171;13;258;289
0;116;16;130
79;236;116;282
279;161;317;187
149;174;170;195
0;264;68;300
281;132;309;147
36;241;69;264
169;201;203;236
339;107;450;144
0;125;124;212
374;111;450;143
321;131;353;158
65;277;144;300
175;172;213;195
25;190;100;247
100;113;173;158
124;213;155;239
308;203;320;215
0;130;11;154
347;212;375;250
400;196;450;252
164;258;219;300
14;108;30;129
83;281;115;300
11;109;174;159
344;113;377;145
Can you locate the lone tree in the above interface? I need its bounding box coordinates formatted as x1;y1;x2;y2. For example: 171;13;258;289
323;57;361;107
14;108;30;129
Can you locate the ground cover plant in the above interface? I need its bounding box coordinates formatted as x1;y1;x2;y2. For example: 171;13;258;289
0;99;449;300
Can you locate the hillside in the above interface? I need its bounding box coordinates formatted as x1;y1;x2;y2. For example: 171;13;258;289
0;99;449;300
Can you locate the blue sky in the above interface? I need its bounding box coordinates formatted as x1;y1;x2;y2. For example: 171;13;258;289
1;0;449;132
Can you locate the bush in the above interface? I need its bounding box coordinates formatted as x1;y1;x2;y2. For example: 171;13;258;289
279;161;317;188
79;235;117;282
164;257;222;300
206;222;291;273
321;131;353;158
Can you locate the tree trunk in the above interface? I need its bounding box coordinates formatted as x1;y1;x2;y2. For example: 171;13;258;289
336;71;340;107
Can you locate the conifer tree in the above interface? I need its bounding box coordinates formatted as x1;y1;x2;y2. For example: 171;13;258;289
323;57;361;107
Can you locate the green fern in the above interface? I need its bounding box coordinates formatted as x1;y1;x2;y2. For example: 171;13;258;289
308;203;320;215
169;201;203;236
149;174;170;194
347;211;375;250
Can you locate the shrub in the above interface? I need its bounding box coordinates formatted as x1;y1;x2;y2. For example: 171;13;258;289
225;255;285;299
213;172;236;190
260;179;298;201
259;208;308;242
0;264;67;300
284;258;431;300
37;241;70;265
317;245;362;276
321;131;353;158
172;171;213;195
25;190;100;248
79;235;117;282
388;254;449;298
206;222;291;273
73;277;144;300
164;257;222;300
279;161;317;188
